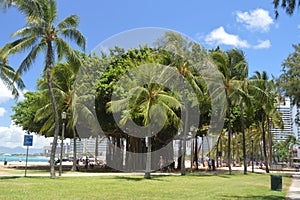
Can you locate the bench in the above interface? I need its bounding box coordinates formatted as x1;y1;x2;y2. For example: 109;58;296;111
270;164;283;171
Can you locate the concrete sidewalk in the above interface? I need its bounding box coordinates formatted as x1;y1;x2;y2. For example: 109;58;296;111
287;175;300;200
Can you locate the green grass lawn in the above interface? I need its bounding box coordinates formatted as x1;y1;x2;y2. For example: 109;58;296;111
0;172;292;200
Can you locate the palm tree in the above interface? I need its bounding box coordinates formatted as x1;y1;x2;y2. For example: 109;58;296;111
34;61;80;171
108;64;181;179
210;48;248;175
250;71;277;173
0;0;85;178
157;32;204;175
0;57;24;99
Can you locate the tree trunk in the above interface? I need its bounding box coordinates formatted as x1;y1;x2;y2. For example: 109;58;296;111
206;135;211;158
177;140;182;170
46;42;59;179
237;134;240;165
95;135;99;165
267;117;272;165
262;112;269;173
220;136;222;167
71;128;77;171
194;136;198;169
144;136;151;179
201;136;204;167
180;76;188;176
216;136;219;168
240;101;247;174
226;91;232;175
181;125;188;175
190;139;194;169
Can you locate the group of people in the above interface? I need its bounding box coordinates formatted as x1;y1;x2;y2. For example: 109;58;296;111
202;156;216;171
158;156;175;172
158;155;217;172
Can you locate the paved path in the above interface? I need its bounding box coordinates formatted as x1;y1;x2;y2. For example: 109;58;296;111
287;175;300;200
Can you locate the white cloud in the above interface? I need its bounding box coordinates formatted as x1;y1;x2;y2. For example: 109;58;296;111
236;8;273;32
253;40;271;49
0;107;6;117
0;80;14;103
205;26;250;48
0;80;26;103
0;122;53;149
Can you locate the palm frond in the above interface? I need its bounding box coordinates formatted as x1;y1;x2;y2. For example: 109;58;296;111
57;14;80;29
10;26;41;38
17;0;46;22
59;28;86;51
54;37;81;63
16;41;46;76
46;0;57;24
0;36;37;58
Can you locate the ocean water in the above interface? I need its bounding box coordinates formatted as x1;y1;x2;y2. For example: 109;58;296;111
0;155;49;163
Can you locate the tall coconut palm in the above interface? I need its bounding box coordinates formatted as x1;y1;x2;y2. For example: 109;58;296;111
250;71;277;173
0;0;85;178
157;32;204;175
0;57;24;99
210;48;248;175
35;61;79;171
226;49;250;174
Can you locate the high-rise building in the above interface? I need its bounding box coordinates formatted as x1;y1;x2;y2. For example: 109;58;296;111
271;97;300;157
271;98;293;143
69;136;107;161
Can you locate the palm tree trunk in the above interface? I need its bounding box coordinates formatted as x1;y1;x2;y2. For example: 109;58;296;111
240;101;247;174
201;136;204;167
267;117;272;165
194;136;198;169
180;76;188;176
262;112;269;173
206;135;211;158
71;128;77;171
181;119;188;175
95;135;99;165
144;136;151;179
177;139;182;170
46;42;60;179
226;91;232;175
237;136;240;165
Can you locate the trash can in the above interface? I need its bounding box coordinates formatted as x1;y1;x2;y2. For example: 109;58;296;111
4;160;7;165
270;175;282;191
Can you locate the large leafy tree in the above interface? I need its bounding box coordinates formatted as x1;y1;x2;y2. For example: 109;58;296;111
0;0;85;178
11;91;44;132
96;47;162;170
279;43;300;108
108;64;181;179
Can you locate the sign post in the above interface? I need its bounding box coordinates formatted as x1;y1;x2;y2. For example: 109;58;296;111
23;134;33;177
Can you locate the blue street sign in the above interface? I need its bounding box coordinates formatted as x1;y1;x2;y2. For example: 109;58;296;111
23;135;33;146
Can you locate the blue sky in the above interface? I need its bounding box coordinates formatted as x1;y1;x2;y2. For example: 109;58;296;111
0;0;299;149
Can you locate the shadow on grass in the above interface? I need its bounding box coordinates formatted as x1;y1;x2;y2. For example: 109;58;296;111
0;176;21;180
114;175;168;182
222;195;284;200
216;174;232;178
